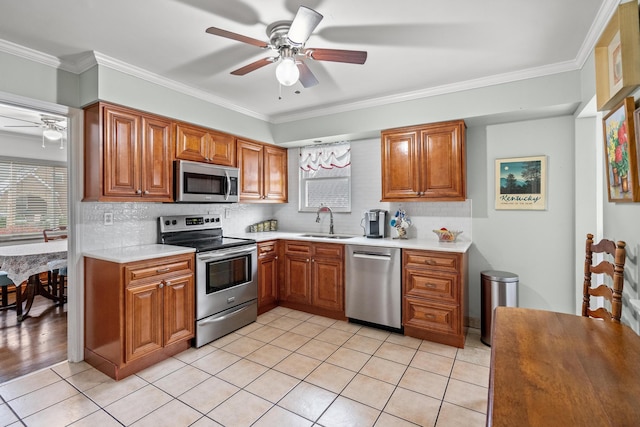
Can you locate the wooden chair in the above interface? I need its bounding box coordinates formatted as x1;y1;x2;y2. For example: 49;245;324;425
43;226;67;242
582;233;626;322
43;227;68;305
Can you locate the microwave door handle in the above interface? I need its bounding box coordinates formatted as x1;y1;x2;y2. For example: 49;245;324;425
224;170;230;201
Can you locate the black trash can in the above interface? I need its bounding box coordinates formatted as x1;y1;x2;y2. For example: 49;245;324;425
481;270;518;346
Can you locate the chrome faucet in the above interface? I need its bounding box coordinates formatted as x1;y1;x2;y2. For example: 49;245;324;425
316;205;334;234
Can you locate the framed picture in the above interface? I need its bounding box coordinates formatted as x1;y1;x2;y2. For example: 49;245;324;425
603;97;640;202
594;2;640;111
495;156;547;210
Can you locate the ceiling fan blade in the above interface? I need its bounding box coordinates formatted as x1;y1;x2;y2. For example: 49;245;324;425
0;114;42;125
304;48;367;64
206;27;268;48
230;57;274;76
287;6;323;46
297;61;319;88
4;125;41;128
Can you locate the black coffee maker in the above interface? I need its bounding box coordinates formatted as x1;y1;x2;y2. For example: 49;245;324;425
363;209;386;238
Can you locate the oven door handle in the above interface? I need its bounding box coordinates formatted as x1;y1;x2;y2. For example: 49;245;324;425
197;246;256;261
198;305;253;325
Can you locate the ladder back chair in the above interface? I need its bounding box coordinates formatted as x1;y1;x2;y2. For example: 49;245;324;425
582;233;626;322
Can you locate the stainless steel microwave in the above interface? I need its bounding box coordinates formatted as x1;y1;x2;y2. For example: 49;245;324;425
175;160;239;203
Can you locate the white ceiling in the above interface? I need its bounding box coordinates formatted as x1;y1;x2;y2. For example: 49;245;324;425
0;0;617;127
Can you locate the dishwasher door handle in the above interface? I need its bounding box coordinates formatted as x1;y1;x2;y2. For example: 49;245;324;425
353;252;392;261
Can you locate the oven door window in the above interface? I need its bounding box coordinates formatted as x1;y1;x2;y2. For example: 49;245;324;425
206;255;250;293
184;172;225;195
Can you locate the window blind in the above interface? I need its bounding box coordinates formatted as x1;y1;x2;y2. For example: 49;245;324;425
0;157;68;240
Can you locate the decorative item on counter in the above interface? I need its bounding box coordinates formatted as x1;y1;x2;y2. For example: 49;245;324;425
390;209;411;239
270;219;278;231
250;220;278;232
433;228;463;242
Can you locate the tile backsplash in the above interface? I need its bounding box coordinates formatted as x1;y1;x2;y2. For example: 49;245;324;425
79;202;275;251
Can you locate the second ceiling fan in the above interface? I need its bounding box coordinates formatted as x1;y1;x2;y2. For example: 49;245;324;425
206;6;367;88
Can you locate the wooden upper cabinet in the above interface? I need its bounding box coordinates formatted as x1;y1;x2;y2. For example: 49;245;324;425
174;122;236;166
237;138;288;203
381;120;466;201
84;102;173;202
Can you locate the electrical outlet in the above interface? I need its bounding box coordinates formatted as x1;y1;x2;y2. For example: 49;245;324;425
104;212;113;226
225;208;231;219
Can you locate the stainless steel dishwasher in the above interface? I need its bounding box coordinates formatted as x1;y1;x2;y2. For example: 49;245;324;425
346;245;401;330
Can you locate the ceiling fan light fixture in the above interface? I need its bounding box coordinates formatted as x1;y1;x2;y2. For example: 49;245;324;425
43;128;62;141
276;57;299;86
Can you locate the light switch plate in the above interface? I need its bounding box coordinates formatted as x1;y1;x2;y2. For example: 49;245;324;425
104;212;114;226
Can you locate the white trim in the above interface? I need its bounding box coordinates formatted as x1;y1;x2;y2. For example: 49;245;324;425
0;91;83;362
92;52;270;122
271;60;581;124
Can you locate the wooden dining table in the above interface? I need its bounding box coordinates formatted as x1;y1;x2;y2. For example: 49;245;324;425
487;306;640;426
0;239;67;321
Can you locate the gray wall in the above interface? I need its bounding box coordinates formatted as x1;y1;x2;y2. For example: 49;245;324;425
468;116;576;319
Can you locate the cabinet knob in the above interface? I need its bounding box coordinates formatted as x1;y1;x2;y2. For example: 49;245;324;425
144;190;149;195
159;282;164;289
306;258;310;262
136;189;142;194
165;280;171;287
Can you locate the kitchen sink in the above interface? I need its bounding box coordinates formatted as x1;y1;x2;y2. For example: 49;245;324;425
299;233;356;240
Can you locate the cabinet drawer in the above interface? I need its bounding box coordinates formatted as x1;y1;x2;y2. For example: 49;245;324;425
403;297;460;336
405;270;457;302
258;241;278;257
403;250;459;272
314;243;343;258
284;241;311;255
126;256;193;284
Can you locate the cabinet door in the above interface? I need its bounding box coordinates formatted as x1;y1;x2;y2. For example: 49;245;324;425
381;129;420;200
419;121;466;200
258;253;279;312
163;273;195;346
175;123;210;162
125;281;163;362
311;257;344;311
237;139;264;201
141;115;173;200
282;254;312;304
103;106;141;197
263;145;288;202
208;130;236;167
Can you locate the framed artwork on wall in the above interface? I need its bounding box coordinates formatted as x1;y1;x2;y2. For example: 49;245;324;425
495;156;547;210
594;2;640;112
603;96;639;202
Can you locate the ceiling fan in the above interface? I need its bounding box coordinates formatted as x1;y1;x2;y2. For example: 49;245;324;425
0;113;67;149
206;6;367;88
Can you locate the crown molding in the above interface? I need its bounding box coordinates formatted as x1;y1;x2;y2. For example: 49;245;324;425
574;0;619;68
91;52;269;122
269;59;581;124
0;39;65;70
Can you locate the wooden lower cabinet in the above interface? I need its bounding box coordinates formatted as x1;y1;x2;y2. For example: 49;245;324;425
258;240;279;314
402;249;467;348
279;240;345;319
85;253;195;380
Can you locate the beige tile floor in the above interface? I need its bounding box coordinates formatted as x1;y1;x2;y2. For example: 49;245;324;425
0;307;490;427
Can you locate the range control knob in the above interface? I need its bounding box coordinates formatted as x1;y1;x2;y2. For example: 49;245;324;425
164;220;170;226
172;220;177;225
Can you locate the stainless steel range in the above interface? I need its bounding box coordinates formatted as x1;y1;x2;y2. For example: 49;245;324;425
158;214;257;347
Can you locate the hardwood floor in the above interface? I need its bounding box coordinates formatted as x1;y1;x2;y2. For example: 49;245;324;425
0;290;67;383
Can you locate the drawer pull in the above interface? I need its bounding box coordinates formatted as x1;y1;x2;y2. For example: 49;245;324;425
425;260;436;265
426;283;437;288
425;314;435;319
156;267;170;273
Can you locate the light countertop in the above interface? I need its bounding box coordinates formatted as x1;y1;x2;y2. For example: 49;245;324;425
231;231;472;253
83;244;195;263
